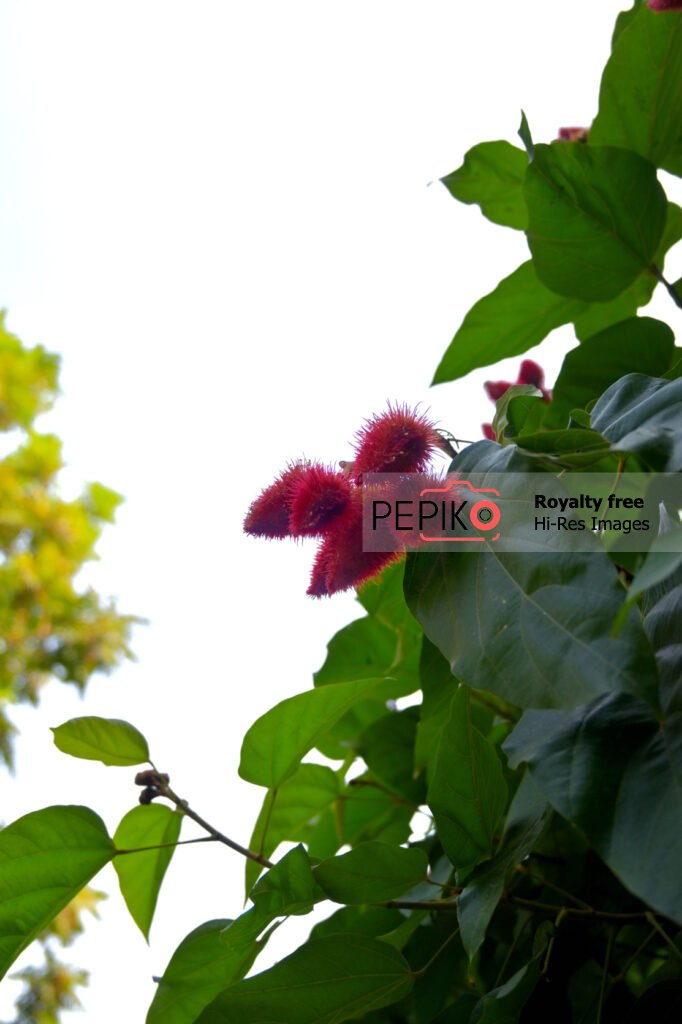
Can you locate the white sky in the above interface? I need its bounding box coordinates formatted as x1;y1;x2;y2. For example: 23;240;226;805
1;1;677;1020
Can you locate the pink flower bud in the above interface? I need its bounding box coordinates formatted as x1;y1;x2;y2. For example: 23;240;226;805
484;380;513;402
517;359;545;389
558;127;589;143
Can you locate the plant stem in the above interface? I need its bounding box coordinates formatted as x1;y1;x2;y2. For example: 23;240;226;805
413;927;461;978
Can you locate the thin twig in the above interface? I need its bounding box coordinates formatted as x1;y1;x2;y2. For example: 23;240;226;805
115;836;217;855
147;772;274;869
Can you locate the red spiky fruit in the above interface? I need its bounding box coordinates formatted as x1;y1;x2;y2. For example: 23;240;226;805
517;359;545;389
352;405;440;479
289;464;352;537
243;462;308;538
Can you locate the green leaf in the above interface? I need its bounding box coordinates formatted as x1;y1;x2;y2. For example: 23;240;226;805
250;846;324;916
52;716;150;766
524;144;666;301
591;373;682;471
0;805;115;980
196;934;414;1024
245;764;340;895
427;686;507;871
469;927;550;1023
432;261;586;385
504;691;682;924
113;804;182;940
403;445;658;709
314;841;428;905
440;141;528;230
146;917;265;1024
358;708;425;803
546;317;675;429
573;202;682;341
491;384;541;443
518;111;534;160
590;4;682;175
239;677;397;789
457;773;550;960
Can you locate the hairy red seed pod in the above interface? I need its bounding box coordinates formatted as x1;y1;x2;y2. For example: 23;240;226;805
289;464;353;537
648;0;682;10
243;462;309;538
484;380;513;402
482;423;496;441
517;359;545;389
352;405;440;479
307;492;398;597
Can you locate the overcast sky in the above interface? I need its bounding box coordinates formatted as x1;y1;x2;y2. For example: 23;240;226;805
1;2;676;1020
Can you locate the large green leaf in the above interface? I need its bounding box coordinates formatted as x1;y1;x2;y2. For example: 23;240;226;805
146;918;264;1024
113;804;182;940
573;202;682;341
546;317;675;429
240;677;398;789
432;261;586;384
0;805;115;979
524;144;666;301
245;763;340;895
590;4;682;175
52;715;150;766
590;373;682;471
196;934;414;1023
404;443;658;709
427;686;507;871
314;841;428;905
440;141;528;230
469;926;551;1024
504;691;682;924
457;773;550;960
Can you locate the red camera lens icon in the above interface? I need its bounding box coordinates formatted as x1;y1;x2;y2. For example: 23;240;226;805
418;479;501;543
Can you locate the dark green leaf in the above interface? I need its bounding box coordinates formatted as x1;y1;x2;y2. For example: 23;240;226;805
491;384;541;443
113;804;182;940
314;841;428;905
524;144;666;300
239;677;396;789
458;774;550;959
427;686;507;871
590;4;682;175
245;764;340;895
0;806;115;980
440;141;528;230
590;373;682;471
196;934;414;1024
404;442;657;708
504;691;682;924
432;261;586;385
546;318;675;429
51;716;150;766
146;917;264;1024
469;933;549;1023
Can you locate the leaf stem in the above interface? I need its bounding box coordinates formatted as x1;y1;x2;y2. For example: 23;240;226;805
115;836;217;855
652;264;682;310
412;926;461;978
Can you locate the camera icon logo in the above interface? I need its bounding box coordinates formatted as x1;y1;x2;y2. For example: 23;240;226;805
418;478;501;543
